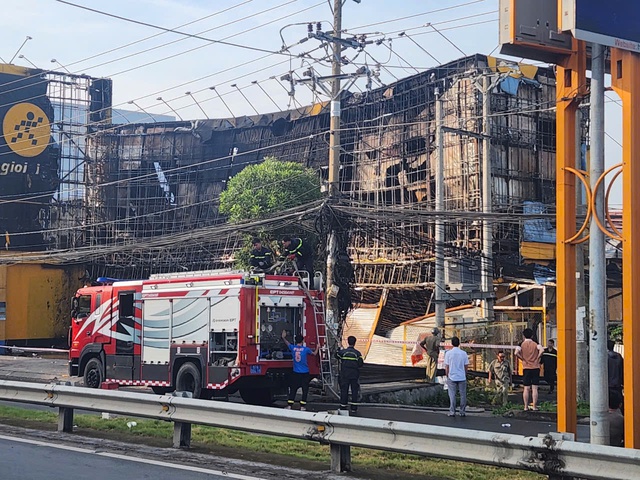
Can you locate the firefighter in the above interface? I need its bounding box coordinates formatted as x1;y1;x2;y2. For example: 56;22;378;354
281;236;313;274
336;335;364;413
249;237;273;271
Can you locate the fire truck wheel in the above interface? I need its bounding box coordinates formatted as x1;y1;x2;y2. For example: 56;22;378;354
175;362;202;398
239;387;274;406
84;358;103;389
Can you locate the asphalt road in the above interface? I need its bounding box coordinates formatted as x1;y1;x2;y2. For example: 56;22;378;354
0;434;260;480
357;405;591;440
0;425;369;480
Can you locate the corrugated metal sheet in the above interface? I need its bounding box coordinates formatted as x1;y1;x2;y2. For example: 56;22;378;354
520;241;555;260
364;334;408;366
343;305;379;356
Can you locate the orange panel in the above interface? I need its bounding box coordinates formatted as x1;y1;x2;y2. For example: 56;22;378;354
555;40;586;436
610;47;640;449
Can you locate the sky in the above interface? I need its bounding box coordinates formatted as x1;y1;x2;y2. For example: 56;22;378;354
0;0;624;204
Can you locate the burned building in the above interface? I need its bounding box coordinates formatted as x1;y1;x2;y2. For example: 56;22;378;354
0;65;112;251
71;55;556;321
2;55;558;335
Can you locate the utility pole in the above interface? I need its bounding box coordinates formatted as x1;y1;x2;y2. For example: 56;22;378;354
325;0;342;336
296;0;364;346
588;42;609;445
481;75;494;322
435;89;445;329
328;0;342;198
576;106;589;404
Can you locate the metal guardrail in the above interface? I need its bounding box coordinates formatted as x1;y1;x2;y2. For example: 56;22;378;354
0;380;638;479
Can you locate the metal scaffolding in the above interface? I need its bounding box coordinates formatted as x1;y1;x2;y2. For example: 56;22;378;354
4;56;558;327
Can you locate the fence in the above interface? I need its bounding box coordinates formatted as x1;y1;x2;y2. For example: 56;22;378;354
0;380;638;479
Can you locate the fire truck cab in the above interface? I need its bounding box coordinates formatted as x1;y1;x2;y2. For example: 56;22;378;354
69;269;326;405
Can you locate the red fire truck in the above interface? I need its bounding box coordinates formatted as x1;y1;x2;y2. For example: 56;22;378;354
69;269;327;405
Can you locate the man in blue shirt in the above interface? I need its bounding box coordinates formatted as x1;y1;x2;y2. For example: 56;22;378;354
282;330;318;410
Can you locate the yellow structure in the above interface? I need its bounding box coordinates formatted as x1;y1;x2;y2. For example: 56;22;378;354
610;48;640;449
0;262;84;346
555;38;586;438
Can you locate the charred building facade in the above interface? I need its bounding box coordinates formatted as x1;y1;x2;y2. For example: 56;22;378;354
4;55;557;328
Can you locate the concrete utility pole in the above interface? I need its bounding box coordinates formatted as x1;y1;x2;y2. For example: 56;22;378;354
588;42;609;445
328;0;342;198
576;107;589;404
435;90;445;328
325;0;343;334
481;75;494;322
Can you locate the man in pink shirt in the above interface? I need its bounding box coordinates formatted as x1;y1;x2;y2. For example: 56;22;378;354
514;328;544;411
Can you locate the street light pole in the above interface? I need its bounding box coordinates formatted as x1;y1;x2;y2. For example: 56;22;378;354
128;100;157;123
50;59;72;74
18;54;38;69
209;86;236;118
156;97;183;121
185;91;209;120
9;36;32;65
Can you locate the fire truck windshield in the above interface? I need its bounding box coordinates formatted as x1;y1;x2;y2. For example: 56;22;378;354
72;294;92;319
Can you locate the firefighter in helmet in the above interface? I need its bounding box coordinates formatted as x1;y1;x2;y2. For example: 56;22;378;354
281;236;313;274
249;237;274;271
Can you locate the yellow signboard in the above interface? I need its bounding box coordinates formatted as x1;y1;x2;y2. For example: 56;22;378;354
2;102;51;157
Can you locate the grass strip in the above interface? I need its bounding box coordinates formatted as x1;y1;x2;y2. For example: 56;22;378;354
0;405;542;480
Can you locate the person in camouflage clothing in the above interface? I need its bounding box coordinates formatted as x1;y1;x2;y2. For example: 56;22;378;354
488;350;512;406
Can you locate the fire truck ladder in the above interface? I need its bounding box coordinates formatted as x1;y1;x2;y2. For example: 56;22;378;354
293;265;337;397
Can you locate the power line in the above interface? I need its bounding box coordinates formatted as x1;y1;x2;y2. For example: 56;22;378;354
0;7;494;122
1;2;323;109
0;45;328;156
2;4;493;108
55;0;302;57
0;1;260;93
342;0;488;32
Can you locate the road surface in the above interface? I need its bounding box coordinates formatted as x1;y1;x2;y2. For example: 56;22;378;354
0;434;260;480
0;426;366;480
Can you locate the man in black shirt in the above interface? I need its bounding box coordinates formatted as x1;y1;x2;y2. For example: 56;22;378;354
608;339;624;398
609;389;624;447
249;237;273;271
336;335;364;413
540;339;557;394
281;236;313;274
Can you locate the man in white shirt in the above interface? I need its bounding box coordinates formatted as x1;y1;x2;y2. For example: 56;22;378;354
444;336;469;417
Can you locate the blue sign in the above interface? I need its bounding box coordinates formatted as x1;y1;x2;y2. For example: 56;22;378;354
562;0;640;52
250;365;262;374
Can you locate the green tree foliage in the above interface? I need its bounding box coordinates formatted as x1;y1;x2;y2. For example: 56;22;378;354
219;157;321;269
219;156;321;223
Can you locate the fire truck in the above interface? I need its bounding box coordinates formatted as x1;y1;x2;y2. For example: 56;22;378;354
68;269;329;405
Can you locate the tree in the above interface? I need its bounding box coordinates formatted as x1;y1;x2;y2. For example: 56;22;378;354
219;157;321;269
219;156;321;223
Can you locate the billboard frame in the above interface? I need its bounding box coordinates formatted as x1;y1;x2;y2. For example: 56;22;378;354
560;0;640;53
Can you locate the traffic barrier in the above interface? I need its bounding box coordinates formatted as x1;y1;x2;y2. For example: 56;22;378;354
0;380;637;479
